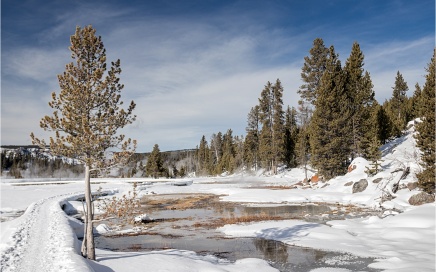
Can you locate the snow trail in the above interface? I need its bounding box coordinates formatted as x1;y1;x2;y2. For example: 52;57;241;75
1;192;93;272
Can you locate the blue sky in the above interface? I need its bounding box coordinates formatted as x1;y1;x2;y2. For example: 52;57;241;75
1;0;434;152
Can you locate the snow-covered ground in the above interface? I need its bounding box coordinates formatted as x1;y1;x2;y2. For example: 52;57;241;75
1;121;434;271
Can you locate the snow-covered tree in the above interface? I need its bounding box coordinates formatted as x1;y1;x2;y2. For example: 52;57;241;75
30;25;136;260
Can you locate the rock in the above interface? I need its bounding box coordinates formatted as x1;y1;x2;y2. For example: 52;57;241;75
372;178;383;184
348;164;357;173
352;179;368;193
407;182;418;191
310;175;320;183
408;192;435;206
321;183;329;188
344;181;353;186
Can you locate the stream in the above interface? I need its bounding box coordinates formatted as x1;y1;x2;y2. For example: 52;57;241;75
93;193;381;271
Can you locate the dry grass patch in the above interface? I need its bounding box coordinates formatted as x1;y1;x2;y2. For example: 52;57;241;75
194;213;286;229
142;194;223;210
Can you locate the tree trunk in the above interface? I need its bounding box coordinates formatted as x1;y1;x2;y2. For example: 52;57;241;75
82;164;95;260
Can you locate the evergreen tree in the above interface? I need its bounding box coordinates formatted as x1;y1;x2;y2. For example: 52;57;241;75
145;144;165;178
377;102;393;144
388;71;409;136
344;42;375;158
408;83;422;120
414;50;435;194
30;25;136;260
284;106;298;168
219;129;236;173
196;135;210;175
244;106;260;171
310;46;350;179
298;38;329;106
364;136;383;176
363;101;382;175
210;132;223;167
296;100;311;180
271;79;286;173
258;82;274;171
258;80;285;174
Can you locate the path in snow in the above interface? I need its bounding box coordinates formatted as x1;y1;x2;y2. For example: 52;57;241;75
1;193;92;272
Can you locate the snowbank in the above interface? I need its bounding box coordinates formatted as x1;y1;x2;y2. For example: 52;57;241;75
219;203;435;271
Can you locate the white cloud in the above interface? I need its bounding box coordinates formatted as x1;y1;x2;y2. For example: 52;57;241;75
364;36;433;102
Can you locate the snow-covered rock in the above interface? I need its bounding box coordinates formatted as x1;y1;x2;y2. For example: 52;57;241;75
134;213;153;223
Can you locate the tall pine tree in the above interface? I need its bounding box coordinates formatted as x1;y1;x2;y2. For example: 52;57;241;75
310;46;350;179
30;25;136;260
388;71;409;137
284;106;298;168
414;50;435;194
244;106;260;171
344;42;375;158
258;80;285;174
298;38;329;106
146;144;165;178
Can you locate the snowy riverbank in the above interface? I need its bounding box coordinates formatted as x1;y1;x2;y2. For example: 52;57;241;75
1;122;434;271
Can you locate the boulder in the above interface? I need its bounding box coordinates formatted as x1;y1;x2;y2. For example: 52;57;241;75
407;182;418;191
352;179;368;193
372;178;383;184
310;175;320;183
408;192;435;206
344;181;353;186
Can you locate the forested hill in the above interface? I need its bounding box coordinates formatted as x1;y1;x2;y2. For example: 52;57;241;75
0;146;197;179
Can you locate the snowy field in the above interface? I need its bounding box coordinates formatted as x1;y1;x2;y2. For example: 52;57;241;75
1;122;435;272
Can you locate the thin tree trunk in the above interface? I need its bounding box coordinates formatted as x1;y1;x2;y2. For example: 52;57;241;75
82;164;95;260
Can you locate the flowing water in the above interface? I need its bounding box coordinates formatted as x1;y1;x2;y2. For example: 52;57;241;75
93;193;381;271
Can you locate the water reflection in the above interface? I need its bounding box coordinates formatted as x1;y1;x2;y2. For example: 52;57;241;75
94;194;380;272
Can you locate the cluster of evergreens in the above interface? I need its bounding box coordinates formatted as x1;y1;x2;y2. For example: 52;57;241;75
144;39;434;194
1;148;83;179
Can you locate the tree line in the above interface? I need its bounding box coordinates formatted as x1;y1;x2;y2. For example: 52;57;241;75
145;39;434;193
1;149;84;179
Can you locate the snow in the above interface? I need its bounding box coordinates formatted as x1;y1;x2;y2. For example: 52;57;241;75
1;120;434;271
219;204;435;271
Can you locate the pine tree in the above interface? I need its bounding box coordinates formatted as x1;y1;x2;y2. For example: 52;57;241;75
219;129;236;173
364;102;382;175
408;83;422;120
364;136;383;176
310;46;350;179
258;80;285;174
196;135;210;175
145;144;165;178
388;71;409;136
30;25;136;260
258;82;274;171
244;106;260;171
414;50;435;194
298;38;329;106
210;132;223;167
284;106;298;168
296;100;311;180
271;79;285;173
344;42;375;158
377;103;393;144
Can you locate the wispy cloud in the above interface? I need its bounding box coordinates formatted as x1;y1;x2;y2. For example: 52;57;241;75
364;36;433;101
